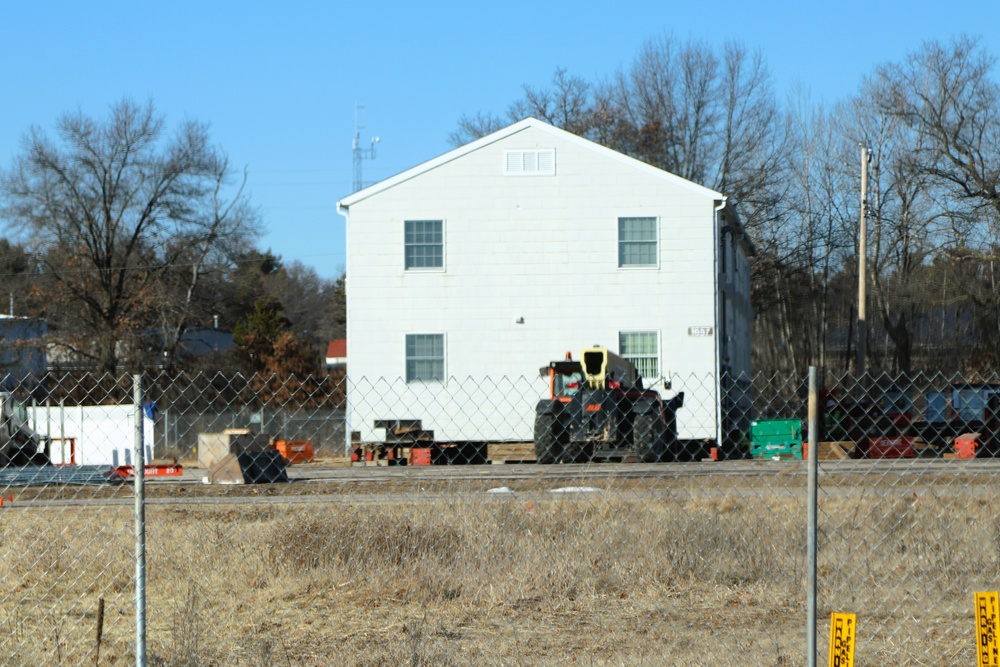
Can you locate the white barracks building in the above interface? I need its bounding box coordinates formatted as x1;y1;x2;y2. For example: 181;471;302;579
337;118;752;448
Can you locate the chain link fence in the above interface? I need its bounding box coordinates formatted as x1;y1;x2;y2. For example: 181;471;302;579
1;369;999;664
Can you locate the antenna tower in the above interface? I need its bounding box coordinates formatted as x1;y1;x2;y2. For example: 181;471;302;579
352;103;379;192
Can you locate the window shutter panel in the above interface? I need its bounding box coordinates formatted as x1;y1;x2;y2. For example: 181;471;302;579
536;149;555;174
522;151;537;172
505;151;524;174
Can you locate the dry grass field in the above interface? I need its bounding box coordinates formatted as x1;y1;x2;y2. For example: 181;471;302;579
0;469;996;665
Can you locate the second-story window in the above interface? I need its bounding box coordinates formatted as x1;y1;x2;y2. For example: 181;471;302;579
618;217;658;267
404;220;444;270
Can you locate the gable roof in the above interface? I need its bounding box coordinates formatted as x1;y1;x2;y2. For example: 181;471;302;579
337;117;724;209
326;339;346;359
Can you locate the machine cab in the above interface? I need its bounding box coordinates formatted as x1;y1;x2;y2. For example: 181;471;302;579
540;356;586;402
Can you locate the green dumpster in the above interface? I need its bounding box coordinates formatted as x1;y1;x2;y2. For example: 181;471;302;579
750;419;803;460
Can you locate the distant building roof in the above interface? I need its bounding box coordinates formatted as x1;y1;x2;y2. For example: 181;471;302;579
326;339;347;367
177;327;234;357
0;316;47;385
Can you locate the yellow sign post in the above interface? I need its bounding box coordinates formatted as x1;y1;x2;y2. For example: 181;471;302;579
976;591;1000;667
829;612;856;667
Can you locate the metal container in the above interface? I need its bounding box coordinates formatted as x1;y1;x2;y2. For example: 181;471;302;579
750;419;803;460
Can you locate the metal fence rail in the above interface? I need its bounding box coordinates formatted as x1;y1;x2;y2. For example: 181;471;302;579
0;369;998;664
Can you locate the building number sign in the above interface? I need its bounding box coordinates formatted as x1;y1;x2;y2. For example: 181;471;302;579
687;326;713;337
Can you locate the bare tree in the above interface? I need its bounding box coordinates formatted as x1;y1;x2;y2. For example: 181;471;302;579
451;37;784;234
595;36;785;237
715;43;787;230
0;99;261;373
846;91;937;375
881;36;1000;217
600;36;719;182
150;165;258;371
760;86;855;371
875;36;1000;369
0;238;38;315
448;111;510;147
449;68;599;147
508;68;597;137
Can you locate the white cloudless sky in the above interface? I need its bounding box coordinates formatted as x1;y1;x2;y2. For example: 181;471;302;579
2;1;998;279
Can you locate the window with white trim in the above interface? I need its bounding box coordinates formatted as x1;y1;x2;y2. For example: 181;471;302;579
404;220;444;269
504;149;555;176
618;217;658;267
406;334;445;383
619;331;659;380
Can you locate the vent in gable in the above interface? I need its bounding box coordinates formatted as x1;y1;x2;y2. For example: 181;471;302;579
504;149;555;176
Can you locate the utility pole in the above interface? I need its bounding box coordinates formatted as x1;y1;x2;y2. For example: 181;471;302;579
857;146;870;378
352;103;379;192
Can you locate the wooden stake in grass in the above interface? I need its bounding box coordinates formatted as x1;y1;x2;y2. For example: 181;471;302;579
93;597;105;666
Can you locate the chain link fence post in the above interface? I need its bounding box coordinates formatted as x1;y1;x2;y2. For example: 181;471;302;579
807;365;818;667
133;374;146;667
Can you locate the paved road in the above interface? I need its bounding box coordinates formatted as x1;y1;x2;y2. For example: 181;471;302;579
9;457;1000;508
264;457;1000;486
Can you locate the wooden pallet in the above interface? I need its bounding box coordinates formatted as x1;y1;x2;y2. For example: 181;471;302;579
816;441;855;460
487;442;536;464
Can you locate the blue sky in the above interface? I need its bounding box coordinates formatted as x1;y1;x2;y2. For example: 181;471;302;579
2;1;998;280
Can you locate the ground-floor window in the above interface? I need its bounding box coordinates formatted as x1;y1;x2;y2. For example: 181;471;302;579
618;331;659;380
405;334;445;382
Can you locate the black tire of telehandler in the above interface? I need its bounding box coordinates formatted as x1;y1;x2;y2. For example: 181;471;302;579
534;413;564;464
569;442;595;463
8;449;31;468
633;412;667;462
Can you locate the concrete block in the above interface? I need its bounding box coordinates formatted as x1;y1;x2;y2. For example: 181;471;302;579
197;433;231;469
197;431;273;468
